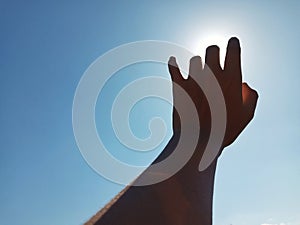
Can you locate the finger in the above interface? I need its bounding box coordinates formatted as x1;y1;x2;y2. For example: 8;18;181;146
224;37;242;76
168;56;184;84
168;57;184;132
188;56;204;104
242;83;259;120
189;56;203;77
205;45;222;74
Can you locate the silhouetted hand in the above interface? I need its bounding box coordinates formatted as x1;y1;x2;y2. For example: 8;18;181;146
168;37;258;152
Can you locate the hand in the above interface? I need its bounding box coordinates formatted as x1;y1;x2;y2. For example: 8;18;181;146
168;37;258;154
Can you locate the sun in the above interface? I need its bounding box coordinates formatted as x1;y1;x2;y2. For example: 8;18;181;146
190;33;230;68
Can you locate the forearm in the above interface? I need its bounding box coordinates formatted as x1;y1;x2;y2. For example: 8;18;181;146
149;130;218;225
173;160;217;225
88;133;219;225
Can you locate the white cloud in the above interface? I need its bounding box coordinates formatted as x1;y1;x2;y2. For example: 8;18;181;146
262;223;288;225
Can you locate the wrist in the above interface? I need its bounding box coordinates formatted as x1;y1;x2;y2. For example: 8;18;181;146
131;132;218;225
151;160;217;225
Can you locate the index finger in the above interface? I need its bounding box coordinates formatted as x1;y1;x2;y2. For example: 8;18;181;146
168;56;184;84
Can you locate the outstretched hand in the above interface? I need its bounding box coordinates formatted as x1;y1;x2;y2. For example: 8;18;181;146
168;37;258;154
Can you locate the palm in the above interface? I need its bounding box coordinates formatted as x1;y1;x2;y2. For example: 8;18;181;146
168;37;258;152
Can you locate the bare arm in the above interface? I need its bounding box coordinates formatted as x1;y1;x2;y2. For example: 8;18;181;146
87;133;217;225
86;37;258;225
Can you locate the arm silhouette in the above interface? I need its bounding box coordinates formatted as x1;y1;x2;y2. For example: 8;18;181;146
85;37;258;225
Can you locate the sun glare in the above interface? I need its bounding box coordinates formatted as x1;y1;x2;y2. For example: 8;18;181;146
190;34;230;68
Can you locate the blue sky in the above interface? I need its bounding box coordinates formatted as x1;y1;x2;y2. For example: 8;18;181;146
1;1;299;225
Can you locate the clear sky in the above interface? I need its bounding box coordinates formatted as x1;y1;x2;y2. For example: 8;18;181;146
0;1;299;225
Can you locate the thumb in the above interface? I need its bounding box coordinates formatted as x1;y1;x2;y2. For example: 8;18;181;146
242;83;259;121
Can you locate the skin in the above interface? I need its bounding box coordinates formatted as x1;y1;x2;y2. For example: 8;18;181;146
85;37;258;225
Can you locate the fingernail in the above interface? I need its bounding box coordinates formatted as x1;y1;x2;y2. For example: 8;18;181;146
191;55;201;60
169;56;178;66
228;37;240;48
207;45;220;50
169;56;176;61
